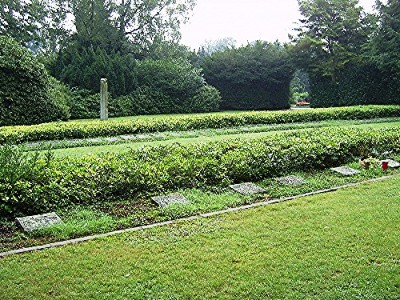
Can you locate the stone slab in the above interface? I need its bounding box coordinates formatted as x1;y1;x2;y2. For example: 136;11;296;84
331;166;360;176
383;159;400;168
16;212;62;232
151;193;190;208
276;175;306;186
229;182;266;195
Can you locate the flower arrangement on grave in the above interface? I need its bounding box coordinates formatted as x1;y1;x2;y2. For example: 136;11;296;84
359;156;380;169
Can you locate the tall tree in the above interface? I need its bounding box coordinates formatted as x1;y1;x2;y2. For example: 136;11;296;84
0;0;47;47
114;0;196;50
369;0;400;78
293;0;372;82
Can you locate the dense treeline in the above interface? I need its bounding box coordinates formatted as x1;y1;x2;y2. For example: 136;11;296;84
0;0;399;125
292;0;400;106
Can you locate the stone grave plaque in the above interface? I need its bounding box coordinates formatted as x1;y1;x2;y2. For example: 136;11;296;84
229;182;266;195
16;212;62;232
276;175;306;186
331;166;360;176
152;193;190;208
383;159;400;168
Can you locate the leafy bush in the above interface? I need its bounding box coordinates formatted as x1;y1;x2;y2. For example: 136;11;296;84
69;89;100;119
202;41;294;110
47;77;71;120
0;105;399;144
51;46;138;97
133;58;220;114
187;85;221;113
310;63;400;107
1;126;400;217
0;36;69;126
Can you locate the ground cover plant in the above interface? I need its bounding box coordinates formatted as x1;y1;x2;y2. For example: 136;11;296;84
1;153;399;253
1;105;400;144
1;124;400;219
40;119;400;158
1;176;399;299
19;117;400;154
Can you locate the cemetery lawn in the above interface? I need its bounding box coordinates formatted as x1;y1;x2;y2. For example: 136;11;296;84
1;176;399;299
41;118;400;157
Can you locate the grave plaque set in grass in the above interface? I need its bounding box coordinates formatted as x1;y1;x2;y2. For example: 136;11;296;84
229;182;266;195
276;175;306;186
151;193;190;208
16;212;62;232
331;166;360;176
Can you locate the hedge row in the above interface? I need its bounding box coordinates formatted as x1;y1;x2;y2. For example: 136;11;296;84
1;126;400;217
1;105;400;144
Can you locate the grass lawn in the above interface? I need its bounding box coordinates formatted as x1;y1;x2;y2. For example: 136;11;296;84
46;119;400;157
1;176;399;299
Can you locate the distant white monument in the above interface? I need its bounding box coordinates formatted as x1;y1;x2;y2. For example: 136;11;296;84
100;78;108;120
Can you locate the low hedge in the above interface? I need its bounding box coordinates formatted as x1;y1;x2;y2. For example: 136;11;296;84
1;126;400;217
1;105;400;144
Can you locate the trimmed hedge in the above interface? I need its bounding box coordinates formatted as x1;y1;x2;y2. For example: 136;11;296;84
310;64;400;107
0;105;400;144
1;125;400;217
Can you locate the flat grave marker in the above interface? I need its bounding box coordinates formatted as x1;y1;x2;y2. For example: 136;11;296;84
152;193;190;208
229;182;266;195
16;212;62;232
276;175;306;186
331;166;360;176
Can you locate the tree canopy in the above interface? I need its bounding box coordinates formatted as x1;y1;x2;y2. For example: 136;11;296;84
293;0;373;82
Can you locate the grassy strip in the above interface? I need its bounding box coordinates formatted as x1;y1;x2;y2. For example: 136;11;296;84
21;117;400;152
1;105;400;144
47;119;400;158
1;176;399;299
1;155;399;253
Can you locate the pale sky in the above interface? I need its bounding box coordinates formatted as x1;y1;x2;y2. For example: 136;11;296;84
181;0;377;50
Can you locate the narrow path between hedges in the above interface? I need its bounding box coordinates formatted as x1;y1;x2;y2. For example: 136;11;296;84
0;175;396;258
21;118;400;158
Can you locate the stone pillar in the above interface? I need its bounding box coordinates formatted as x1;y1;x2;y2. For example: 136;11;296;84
100;78;108;120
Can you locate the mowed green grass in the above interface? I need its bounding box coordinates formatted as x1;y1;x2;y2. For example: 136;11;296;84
1;176;399;299
50;120;400;157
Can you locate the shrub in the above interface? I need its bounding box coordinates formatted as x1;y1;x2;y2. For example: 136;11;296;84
309;63;400;107
135;58;217;114
47;77;71;120
0;36;69;126
1;126;400;217
188;85;221;113
69;89;100;119
202;41;294;110
51;46;138;97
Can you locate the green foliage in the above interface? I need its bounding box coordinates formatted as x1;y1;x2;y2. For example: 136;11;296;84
1;125;400;217
369;0;400;78
1;105;400;144
0;145;52;215
51;46;138;97
202;41;294;110
47;77;71;120
290;70;310;104
0;36;69;126
133;59;219;114
187;85;221;113
68;89;100;119
310;64;400;107
0;0;47;47
294;0;372;82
